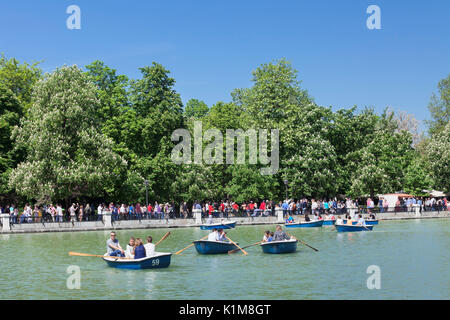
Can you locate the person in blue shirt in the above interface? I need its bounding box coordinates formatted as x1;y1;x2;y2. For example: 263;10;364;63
133;238;146;259
128;204;135;220
285;214;294;224
267;232;274;242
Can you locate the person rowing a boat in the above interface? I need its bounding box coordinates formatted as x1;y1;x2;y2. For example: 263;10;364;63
144;236;155;256
355;214;366;226
106;232;125;257
273;225;293;241
217;228;228;242
207;228;219;241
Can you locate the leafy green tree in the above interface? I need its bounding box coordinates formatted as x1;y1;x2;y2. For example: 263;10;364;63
184;98;209;119
426;74;450;135
0;85;22;198
85;60;129;122
425;121;450;192
0;54;42;112
9;66;127;204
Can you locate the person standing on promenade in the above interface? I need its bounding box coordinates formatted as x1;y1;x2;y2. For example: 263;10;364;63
107;232;125;257
97;203;103;221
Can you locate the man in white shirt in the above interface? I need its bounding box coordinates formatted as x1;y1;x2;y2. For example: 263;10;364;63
144;236;155;256
207;228;219;241
356;214;366;226
335;216;344;225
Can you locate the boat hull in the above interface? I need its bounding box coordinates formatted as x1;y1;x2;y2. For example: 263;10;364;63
199;221;237;230
285;220;324;228
260;240;298;254
322;219;336;226
193;240;239;254
335;224;374;232
102;253;172;270
343;220;379;225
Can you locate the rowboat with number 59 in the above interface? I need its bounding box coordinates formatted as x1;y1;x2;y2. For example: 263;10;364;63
102;252;172;269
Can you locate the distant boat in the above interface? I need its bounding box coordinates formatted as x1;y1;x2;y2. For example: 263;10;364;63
285;220;324;228
102;252;172;270
193;240;239;254
335;224;374;232
260;239;298;254
323;219;336;226
343;219;379;225
199;220;237;230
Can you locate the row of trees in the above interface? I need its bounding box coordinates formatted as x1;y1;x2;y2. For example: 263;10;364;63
0;55;448;206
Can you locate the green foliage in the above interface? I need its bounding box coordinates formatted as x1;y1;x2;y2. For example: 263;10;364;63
184;99;209;119
9;66;127;203
425;121;450;192
426;74;450;136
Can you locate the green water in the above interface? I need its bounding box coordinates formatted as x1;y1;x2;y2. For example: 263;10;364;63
0;219;448;300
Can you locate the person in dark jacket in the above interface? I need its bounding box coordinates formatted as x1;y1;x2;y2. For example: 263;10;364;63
134;238;146;259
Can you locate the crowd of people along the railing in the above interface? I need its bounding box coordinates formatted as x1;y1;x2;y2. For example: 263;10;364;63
0;196;448;225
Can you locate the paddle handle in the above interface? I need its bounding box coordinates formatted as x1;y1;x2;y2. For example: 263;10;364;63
225;235;248;255
175;235;208;255
68;252;131;260
155;231;171;246
285;232;319;252
228;240;263;254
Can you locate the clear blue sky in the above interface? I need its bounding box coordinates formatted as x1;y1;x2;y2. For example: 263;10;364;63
1;0;449;130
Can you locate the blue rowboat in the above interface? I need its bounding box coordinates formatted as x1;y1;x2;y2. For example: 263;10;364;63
285;220;324;228
199;220;237;230
322;219;336;226
343;219;379;226
335;224;373;232
102;252;172;270
193;240;239;254
260;239;298;254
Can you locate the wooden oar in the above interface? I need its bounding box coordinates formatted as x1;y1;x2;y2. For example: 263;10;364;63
225;235;248;255
68;251;131;260
228;240;263;254
154;231;171;246
175;235;208;255
284;232;319;252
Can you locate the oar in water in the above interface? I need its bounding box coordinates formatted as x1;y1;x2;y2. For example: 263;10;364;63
228;240;263;254
284;232;319;252
68;251;131;260
154;231;171;246
224;235;248;255
175;235;208;255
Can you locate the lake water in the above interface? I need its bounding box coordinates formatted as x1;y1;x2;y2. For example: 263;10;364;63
0;219;448;300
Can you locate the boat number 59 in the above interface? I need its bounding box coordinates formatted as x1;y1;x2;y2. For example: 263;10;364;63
152;259;160;266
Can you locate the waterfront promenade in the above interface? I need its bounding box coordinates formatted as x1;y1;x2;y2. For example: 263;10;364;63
1;208;449;234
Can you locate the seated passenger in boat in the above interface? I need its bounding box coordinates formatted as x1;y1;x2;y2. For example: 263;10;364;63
285;214;294;224
106;232;125;257
304;214;311;222
335;216;344;225
273;225;291;241
125;237;135;259
217;228;228;242
207;228;219;241
144;236;155;256
369;213;376;220
262;230;271;242
356;214;366;226
134;238;146;259
346;217;353;225
267;232;274;242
